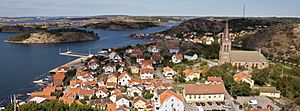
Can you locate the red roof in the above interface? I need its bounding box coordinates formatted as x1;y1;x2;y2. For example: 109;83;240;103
234;72;252;81
159;90;184;104
207;76;223;82
54;72;65;80
79;89;94;96
140;68;154;74
184;84;226;95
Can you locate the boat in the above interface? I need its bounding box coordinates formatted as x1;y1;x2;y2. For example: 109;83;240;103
32;79;45;85
59;47;72;55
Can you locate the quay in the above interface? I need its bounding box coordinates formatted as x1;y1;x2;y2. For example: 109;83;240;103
49;52;91;73
49;57;88;73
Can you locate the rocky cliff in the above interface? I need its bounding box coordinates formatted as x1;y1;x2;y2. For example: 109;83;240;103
7;28;99;43
243;23;300;62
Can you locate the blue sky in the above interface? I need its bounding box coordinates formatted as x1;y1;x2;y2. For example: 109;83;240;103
1;0;300;17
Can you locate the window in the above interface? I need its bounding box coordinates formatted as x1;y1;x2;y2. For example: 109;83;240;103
209;96;211;98
214;96;216;98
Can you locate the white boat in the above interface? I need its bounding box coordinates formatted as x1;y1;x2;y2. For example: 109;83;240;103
32;79;44;84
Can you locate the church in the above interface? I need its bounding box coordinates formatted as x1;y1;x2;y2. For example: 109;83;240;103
219;21;269;70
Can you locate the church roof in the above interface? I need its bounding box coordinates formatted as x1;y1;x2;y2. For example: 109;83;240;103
229;50;268;62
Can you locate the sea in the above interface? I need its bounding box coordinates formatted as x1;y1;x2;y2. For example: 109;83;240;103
0;22;178;106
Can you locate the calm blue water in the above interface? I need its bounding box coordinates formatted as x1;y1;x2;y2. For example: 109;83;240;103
0;22;178;106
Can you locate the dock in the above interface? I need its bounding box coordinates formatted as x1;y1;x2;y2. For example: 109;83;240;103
49;51;91;73
49;57;88;73
59;52;89;58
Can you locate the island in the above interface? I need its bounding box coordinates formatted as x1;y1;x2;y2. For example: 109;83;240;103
83;21;164;30
6;28;99;43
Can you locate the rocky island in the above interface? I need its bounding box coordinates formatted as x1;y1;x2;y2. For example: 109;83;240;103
83;21;164;30
6;28;99;43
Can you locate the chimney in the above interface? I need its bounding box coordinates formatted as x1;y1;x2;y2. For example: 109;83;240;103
258;49;262;54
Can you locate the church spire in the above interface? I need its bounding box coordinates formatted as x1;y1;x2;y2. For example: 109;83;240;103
224;20;230;41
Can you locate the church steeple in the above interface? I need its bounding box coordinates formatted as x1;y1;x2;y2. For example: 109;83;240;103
220;20;231;53
219;20;231;64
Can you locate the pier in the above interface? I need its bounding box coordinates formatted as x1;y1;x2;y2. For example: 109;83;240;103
59;52;89;58
49;51;91;73
49;57;88;73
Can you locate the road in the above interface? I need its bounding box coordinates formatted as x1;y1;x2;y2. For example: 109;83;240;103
199;58;219;67
155;67;198;111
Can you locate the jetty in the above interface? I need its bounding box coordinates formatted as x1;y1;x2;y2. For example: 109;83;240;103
49;57;88;73
49;50;91;73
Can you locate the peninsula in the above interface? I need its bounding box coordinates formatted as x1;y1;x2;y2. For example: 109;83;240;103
6;28;99;43
83;21;164;30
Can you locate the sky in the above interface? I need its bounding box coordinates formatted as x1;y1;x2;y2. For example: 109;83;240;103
1;0;300;17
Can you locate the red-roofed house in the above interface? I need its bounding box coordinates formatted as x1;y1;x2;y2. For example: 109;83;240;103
205;76;223;85
140;68;155;80
183;69;201;81
154;90;184;111
234;72;254;88
171;53;183;64
183;84;226;102
53;72;65;86
163;66;177;79
118;72;132;86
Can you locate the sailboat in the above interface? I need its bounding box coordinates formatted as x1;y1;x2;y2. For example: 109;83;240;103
59;47;72;55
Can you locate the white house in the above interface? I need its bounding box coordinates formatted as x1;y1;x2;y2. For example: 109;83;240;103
109;51;122;62
88;59;99;70
127;86;144;97
184;53;198;61
183;84;226;102
103;64;115;74
136;55;145;64
234;72;254;88
148;45;160;53
116;94;130;108
133;96;148;110
183;69;201;81
171;53;183;64
140;68;154;80
118;72;132;86
259;87;281;98
95;88;109;98
163;66;177;79
153;90;184;111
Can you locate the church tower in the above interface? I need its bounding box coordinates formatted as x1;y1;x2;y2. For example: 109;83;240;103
219;20;231;64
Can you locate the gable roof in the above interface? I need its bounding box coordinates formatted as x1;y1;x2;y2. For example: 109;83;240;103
234;72;252;81
140;68;155;74
106;103;116;111
230;50;268;62
159;90;184;104
163;66;175;72
116;94;130;101
173;53;183;59
78;89;94;96
259;87;281;93
207;76;223;83
184;84;226;95
118;72;131;79
133;96;147;103
54;72;65;80
151;53;164;62
183;69;200;76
